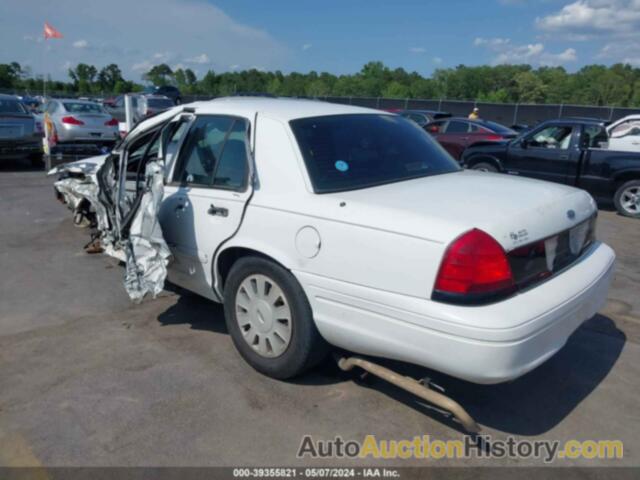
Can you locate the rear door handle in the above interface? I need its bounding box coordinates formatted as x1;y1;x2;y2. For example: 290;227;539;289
208;204;228;217
559;155;569;160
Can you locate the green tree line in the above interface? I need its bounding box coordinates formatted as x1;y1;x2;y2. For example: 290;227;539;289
2;60;640;107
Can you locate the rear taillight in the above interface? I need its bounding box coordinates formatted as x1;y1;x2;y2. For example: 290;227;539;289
432;229;515;304
61;116;84;125
105;118;118;127
485;134;503;141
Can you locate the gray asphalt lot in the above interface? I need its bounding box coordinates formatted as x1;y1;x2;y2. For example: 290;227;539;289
0;160;639;468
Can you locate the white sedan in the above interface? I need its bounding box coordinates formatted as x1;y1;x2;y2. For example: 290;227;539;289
56;97;615;385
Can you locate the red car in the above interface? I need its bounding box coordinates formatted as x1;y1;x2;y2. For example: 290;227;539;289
425;117;518;160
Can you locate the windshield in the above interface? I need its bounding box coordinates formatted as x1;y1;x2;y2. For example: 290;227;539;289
0;98;27;114
147;98;173;109
290;114;460;193
63;102;106;114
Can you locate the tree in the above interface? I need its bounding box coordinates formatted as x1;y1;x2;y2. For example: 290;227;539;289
0;62;23;88
143;64;174;86
97;64;124;92
514;71;547;103
68;63;97;93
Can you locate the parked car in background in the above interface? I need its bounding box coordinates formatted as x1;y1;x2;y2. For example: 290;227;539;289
144;85;182;104
53;98;614;389
397;109;451;127
462;118;640;218
607;115;640;153
106;94;174;124
43;98;119;147
425;117;518;160
0;94;43;165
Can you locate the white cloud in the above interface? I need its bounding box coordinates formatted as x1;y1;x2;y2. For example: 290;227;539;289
432;56;443;64
0;0;289;80
536;0;640;64
409;47;426;53
302;43;312;51
185;53;210;64
536;0;640;35
475;37;577;66
229;64;240;70
72;39;88;48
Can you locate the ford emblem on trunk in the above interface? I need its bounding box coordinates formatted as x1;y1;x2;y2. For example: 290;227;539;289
567;209;576;220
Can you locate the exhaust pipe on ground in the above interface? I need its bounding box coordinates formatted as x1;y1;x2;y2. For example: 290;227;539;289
336;355;481;433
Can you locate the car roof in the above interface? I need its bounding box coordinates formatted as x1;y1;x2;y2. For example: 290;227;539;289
401;109;450;116
186;97;385;121
124;97;391;142
0;93;20;100
548;117;608;126
53;98;100;105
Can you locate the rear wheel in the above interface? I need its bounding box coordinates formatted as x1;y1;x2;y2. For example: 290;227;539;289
614;180;640;218
223;256;329;379
471;162;498;173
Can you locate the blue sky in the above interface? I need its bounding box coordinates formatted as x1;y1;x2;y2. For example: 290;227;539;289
1;0;639;81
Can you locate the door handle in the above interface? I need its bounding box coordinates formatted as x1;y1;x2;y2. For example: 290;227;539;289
461;136;469;141
559;155;569;160
175;203;185;212
208;204;228;217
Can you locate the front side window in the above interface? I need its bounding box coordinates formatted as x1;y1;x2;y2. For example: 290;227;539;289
172;115;249;190
290;114;460;193
529;126;573;150
583;125;608;149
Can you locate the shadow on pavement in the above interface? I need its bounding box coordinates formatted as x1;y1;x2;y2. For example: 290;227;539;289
157;280;625;435
0;157;44;172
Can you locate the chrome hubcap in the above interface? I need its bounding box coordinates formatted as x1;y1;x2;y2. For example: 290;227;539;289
620;186;640;214
235;274;292;358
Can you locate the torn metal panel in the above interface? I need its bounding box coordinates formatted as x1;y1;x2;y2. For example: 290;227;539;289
122;160;171;302
51;154;171;302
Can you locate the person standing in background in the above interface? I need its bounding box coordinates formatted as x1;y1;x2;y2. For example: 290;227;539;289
468;107;480;120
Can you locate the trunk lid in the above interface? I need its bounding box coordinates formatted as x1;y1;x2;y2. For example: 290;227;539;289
327;170;596;250
0;113;35;140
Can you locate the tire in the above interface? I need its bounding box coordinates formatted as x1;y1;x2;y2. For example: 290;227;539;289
471;161;498;173
613;180;640;218
223;256;329;379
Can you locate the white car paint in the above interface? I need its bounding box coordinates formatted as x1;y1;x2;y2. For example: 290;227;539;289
101;98;615;384
607;114;640;152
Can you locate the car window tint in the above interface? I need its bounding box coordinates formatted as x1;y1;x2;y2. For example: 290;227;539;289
611;120;640;139
583;125;609;149
0;99;27;114
173;116;234;186
63;102;105;114
445;121;469;133
126;130;160;175
290;114;460;193
213;120;249;190
530;126;573;150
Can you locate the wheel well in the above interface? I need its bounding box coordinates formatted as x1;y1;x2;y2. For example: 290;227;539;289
466;156;500;171
216;247;288;292
614;171;640;189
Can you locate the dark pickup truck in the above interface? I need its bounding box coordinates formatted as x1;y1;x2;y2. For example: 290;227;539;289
461;118;640;218
0;94;42;166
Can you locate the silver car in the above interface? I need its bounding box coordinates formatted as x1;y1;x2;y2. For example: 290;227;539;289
44;99;119;145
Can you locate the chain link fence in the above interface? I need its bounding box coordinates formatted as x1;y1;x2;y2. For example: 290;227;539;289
4;88;640;126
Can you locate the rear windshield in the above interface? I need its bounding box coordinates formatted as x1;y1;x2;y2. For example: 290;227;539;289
0;99;27;114
63;102;105;114
147;98;173;109
478;120;516;135
290;114;460;193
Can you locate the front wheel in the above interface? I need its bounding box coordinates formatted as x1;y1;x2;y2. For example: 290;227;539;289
614;180;640;218
223;256;329;379
470;162;498;173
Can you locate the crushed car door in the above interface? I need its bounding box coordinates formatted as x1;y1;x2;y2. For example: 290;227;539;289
162;114;253;300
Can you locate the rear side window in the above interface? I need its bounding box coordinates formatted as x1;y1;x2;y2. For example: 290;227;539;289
445;121;469;133
290;114;459;193
147;98;174;109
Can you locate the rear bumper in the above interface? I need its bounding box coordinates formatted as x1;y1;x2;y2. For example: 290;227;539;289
297;242;615;384
0;139;42;158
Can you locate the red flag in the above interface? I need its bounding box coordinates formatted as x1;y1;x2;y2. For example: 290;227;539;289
43;22;63;39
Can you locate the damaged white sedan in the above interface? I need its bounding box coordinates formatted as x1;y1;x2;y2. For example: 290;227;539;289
52;97;615;389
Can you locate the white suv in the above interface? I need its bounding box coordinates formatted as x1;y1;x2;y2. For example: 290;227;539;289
57;97;616;385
